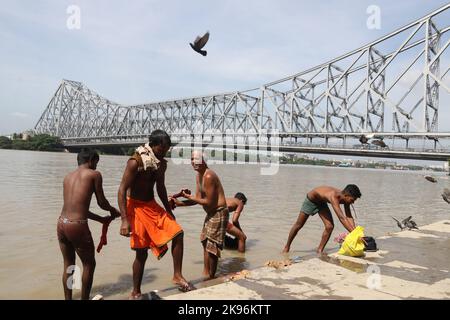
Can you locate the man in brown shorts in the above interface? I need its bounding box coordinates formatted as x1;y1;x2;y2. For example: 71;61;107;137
282;185;361;254
57;149;120;300
171;150;229;279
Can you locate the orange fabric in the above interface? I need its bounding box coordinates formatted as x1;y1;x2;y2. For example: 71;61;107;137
127;197;183;259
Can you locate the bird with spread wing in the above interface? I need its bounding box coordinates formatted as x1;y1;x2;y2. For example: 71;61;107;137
190;31;210;56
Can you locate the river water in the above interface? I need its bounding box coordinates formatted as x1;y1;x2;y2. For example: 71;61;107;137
0;149;448;299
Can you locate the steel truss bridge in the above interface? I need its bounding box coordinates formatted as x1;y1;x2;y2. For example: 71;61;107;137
35;5;450;161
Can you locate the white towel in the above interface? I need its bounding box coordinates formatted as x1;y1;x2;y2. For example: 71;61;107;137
135;143;160;171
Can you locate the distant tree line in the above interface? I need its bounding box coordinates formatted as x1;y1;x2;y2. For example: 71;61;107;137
0;134;64;151
280;155;444;171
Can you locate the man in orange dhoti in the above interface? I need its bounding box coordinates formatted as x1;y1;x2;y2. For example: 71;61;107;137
118;130;194;299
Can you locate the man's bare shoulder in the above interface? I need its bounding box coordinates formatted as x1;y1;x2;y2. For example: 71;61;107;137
126;158;140;171
314;185;338;193
204;169;219;181
325;188;341;202
329;187;341;195
309;186;338;202
64;169;76;179
63;171;75;186
226;197;238;208
82;168;102;180
154;160;168;181
159;159;168;171
226;197;235;204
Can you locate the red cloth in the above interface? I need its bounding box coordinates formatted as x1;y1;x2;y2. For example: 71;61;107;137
96;219;111;253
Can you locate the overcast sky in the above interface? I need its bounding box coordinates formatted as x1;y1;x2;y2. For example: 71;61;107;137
0;0;449;134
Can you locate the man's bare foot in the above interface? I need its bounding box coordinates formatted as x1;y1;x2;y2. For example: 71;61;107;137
129;292;143;300
282;247;290;253
316;249;327;256
173;276;196;292
202;273;216;281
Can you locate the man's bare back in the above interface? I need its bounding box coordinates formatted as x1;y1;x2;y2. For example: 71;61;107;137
226;197;239;212
60;150;118;223
57;149;119;300
307;186;342;205
61;168;101;221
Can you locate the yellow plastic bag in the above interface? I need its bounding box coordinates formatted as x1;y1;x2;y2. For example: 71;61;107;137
338;226;365;257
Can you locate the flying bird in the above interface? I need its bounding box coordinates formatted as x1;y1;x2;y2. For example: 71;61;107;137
403;216;418;230
442;188;450;204
359;135;369;144
424;175;438;183
392;216;418;230
370;139;387;148
392;216;405;230
189;31;210;56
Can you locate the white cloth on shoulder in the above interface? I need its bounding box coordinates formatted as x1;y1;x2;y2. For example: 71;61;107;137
135;143;160;171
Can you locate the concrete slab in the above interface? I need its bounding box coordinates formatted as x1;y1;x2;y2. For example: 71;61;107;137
164;220;450;300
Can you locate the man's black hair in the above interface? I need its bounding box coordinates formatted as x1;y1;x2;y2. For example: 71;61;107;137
234;192;248;205
77;148;99;165
343;184;362;199
148;130;171;147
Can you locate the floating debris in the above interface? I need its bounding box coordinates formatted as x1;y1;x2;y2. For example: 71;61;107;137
264;259;292;269
228;270;251;281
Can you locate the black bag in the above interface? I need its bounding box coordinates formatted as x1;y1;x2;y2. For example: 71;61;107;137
363;236;378;252
224;235;238;249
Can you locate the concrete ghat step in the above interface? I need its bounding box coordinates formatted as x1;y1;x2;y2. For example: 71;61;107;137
163;220;450;300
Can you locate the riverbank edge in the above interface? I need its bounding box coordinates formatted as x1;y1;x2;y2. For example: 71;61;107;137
160;220;450;300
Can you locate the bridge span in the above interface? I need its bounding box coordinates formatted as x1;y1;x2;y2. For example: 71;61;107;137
35;5;450;161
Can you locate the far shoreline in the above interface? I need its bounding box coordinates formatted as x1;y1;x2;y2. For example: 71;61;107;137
1;148;448;175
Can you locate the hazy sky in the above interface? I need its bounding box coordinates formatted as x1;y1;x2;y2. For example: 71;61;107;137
0;0;449;134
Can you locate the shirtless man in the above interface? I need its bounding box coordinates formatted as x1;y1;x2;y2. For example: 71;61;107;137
282;185;361;254
118;130;193;298
225;193;247;253
57;149;120;300
172;151;229;279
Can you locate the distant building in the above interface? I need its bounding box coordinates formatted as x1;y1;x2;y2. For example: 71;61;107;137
428;165;445;170
338;162;352;167
21;130;35;141
379;160;397;166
